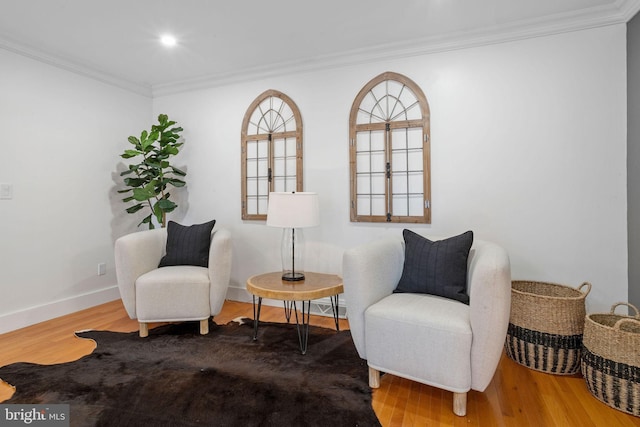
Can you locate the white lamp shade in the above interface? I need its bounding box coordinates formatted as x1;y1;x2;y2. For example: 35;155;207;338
266;192;319;228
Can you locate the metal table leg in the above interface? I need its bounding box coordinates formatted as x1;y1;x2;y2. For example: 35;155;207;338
283;300;294;323
330;294;340;331
293;300;311;355
252;295;262;341
254;295;340;354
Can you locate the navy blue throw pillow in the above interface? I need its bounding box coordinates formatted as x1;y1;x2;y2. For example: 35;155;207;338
394;229;473;304
158;220;216;268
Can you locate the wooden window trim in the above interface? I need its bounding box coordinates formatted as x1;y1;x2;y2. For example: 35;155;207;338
349;72;431;223
241;89;303;220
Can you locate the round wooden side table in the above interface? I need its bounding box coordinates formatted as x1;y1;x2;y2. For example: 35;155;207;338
246;271;344;354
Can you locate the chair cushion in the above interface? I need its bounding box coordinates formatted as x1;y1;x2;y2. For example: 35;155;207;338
365;292;472;392
159;220;216;268
135;266;211;322
394;229;473;304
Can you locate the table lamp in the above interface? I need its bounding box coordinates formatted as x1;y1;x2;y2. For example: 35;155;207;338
266;192;319;281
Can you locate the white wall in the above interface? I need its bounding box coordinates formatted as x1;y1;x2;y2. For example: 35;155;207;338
0;23;628;334
0;49;151;333
153;24;628;314
628;14;640;309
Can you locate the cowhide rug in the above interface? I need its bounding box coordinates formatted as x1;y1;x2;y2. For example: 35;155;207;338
0;318;380;426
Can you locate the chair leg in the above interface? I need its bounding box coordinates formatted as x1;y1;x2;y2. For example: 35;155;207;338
453;392;467;416
199;319;209;335
368;366;381;388
139;322;149;338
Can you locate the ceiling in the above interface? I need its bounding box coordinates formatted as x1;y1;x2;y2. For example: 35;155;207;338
1;0;639;97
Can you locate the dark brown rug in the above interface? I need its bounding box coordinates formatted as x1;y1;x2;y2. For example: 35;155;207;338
0;318;381;427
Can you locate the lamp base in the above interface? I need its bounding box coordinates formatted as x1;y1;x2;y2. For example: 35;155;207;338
282;272;305;282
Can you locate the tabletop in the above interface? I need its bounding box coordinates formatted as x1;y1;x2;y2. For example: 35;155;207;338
246;271;343;301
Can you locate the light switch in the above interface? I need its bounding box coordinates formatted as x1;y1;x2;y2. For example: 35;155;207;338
0;183;12;200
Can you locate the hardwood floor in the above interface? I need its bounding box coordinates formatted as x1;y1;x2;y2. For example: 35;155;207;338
1;299;639;426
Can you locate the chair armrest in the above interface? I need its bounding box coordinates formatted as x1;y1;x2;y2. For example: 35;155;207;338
114;228;167;319
342;236;405;358
208;228;232;316
468;240;511;391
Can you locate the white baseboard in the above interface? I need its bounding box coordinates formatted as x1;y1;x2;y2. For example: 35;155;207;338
0;286;121;335
226;285;348;319
0;284;347;335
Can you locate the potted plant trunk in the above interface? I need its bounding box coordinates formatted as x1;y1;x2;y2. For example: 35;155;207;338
118;114;186;229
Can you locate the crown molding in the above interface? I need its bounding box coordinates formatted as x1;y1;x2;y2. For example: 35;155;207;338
153;1;640;97
2;1;639;99
617;0;640;20
0;36;152;98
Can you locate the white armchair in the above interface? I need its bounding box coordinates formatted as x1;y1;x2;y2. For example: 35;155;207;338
342;231;511;416
115;226;232;337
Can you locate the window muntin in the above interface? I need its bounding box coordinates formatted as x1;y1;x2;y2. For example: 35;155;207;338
241;90;303;220
349;72;430;223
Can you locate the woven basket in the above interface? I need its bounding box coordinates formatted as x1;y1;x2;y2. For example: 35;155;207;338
505;280;591;375
581;302;640;417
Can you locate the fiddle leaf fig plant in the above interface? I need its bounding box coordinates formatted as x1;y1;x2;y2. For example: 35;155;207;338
118;114;186;229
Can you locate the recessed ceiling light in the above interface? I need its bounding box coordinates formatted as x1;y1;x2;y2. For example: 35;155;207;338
160;34;177;47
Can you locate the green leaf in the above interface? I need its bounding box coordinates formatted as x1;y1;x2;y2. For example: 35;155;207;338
168;178;186;187
171;166;186;176
164;146;179;155
117;188;132;194
122;196;135;203
152;202;165;225
158;114;168;126
123;177;145;187
138;214;154;229
155;183;168;193
126;203;145;214
121;149;141;159
132;187;155;201
149;130;160;142
128;136;140;146
163;206;177;214
139;171;156;180
157;198;176;210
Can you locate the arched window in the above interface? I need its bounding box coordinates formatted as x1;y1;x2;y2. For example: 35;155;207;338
349;72;431;223
241;90;303;220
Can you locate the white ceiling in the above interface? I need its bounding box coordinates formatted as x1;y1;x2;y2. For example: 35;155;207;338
1;0;639;96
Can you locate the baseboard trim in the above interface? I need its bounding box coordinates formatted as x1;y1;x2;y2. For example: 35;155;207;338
0;286;121;335
0;284;347;335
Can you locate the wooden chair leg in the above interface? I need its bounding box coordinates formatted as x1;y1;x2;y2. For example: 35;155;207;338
199;319;209;335
453;392;467;416
369;366;381;388
139;322;149;338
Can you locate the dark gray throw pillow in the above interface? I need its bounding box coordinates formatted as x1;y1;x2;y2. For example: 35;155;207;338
158;220;216;268
394;229;473;304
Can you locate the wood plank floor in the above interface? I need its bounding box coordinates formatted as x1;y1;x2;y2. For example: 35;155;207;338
1;299;639;426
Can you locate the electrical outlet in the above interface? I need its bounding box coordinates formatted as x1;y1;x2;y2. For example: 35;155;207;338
0;183;12;200
98;263;106;276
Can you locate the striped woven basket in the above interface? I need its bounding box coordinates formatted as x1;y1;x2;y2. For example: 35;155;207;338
505;280;591;375
581;302;640;417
